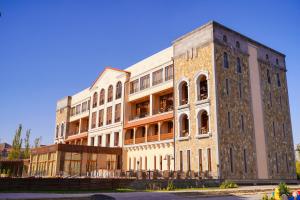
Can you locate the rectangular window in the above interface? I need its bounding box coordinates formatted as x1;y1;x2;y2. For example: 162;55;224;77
238;82;242;99
71;107;76;116
90;137;95;146
114;132;119;146
140;74;150;90
273;121;275;136
130;79;139;94
241;115;244;132
106;106;112;125
243;149;247;173
129;158;131;170
98;135;102;146
82;102;87;112
134;157;136;170
225;78;229;95
187;150;191;171
115;103;121;122
267;69;271;84
145;156;147;170
198;149;203;173
152;69;163;86
229;148;233;173
154;156;156;170
106;134;110;147
160;155;163;171
207;148;212;172
98;109;104;127
165;65;173;81
91;112;96;129
76;104;81;114
228;112;231;129
276;73;281;87
179;151;183;172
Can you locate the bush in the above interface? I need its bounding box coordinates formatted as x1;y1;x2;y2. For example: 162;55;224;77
262;194;268;200
278;182;290;197
166;180;175;191
220;180;238;189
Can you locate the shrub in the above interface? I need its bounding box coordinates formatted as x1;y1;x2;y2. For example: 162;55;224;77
278;182;290;197
262;194;268;200
220;180;238;189
166;180;175;191
296;161;300;179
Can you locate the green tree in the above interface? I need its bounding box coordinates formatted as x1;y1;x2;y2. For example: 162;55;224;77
8;124;23;160
33;136;42;148
23;129;31;159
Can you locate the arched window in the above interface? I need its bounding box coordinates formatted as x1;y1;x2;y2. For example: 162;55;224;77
223;52;229;68
179;113;189;137
99;89;105;105
223;35;227;43
107;85;113;102
179;81;188;105
236;57;242;73
116;81;122;99
56;125;59;138
236;41;240;48
198;110;209;134
197;75;208;101
92;92;98;108
60;123;64;137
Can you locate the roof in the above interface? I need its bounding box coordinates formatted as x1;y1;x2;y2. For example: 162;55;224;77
90;67;130;89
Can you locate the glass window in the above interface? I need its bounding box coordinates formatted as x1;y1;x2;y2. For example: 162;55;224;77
106;106;112;125
100;89;105;105
92;92;98;108
223;52;229;68
130;79;139;94
116;81;122;99
152;69;163;86
115;103;121;122
98;109;104;127
140;74;150;90
91;112;96;128
107;85;113;102
165;65;173;81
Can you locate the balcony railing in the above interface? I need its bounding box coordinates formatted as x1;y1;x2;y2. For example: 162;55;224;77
160;132;174;140
80;127;88;133
197;93;208;101
135;137;145;144
147;134;158;142
124;139;134;145
129;113;149;121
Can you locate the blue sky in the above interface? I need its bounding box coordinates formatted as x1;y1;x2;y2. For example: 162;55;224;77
0;0;299;146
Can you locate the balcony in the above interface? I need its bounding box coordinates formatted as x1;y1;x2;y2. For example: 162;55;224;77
147;134;159;142
160;132;173;140
124;139;134;145
135;137;145;144
129;113;149;121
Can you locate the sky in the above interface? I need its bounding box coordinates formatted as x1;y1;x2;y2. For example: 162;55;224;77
0;0;299;146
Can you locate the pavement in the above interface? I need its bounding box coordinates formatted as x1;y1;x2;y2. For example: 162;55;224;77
1;185;300;200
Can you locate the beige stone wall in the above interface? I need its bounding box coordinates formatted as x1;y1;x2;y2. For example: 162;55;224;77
55;97;71;143
174;43;219;177
214;42;258;179
258;60;296;179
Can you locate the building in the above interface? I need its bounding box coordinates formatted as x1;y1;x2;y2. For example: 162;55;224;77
0;143;11;159
42;21;295;180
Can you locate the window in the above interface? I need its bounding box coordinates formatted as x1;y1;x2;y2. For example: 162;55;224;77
76;104;81;115
106;106;112;125
223;35;227;43
134;157;136;170
82;101;87;112
180;113;189;137
98;135;102;146
198;149;203;172
114;132;119;146
98;109;104;127
153;69;163;86
60;123;64;137
225;78;229;95
90;137;95;146
56;125;59;138
106;134;110;147
129;158;131;170
179;151;183;172
243;149;247;173
198;110;209;134
197;75;208;101
187;150;191;171
207;148;212;172
107;85;113;102
236;41;240;48
276;73;281;87
140;74;150;90
115;103;121;122
276;58;279;65
241;115;244;132
179;81;189;105
236;57;242;73
228;112;231;129
267;69;271;84
145;156;147;170
115;81;122;99
272;121;275;136
92;92;98;108
165;65;173;81
71;107;75;116
160;155;162;171
238;82;242;99
130;79;139;94
91;112;96;128
100;89;105;105
266;54;269;60
154;156;156;170
223;52;229;68
229;148;233;173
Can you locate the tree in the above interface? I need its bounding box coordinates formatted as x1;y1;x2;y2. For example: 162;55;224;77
8;124;23;160
23;129;31;159
33;136;42;148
